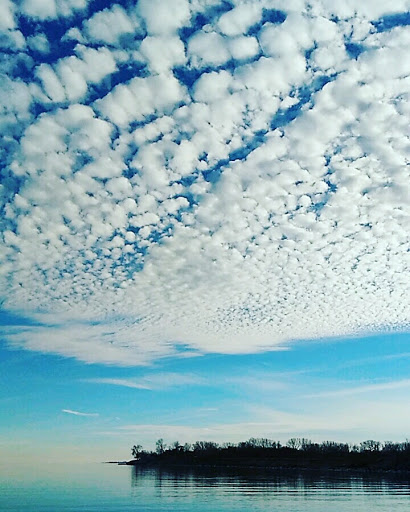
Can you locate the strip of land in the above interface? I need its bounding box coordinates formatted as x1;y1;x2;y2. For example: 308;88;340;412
125;438;410;472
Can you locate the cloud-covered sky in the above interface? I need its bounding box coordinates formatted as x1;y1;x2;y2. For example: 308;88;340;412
1;0;409;366
0;0;410;464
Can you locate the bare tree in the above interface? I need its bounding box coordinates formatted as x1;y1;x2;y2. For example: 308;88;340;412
193;441;218;452
156;438;166;455
183;443;192;452
171;441;182;451
287;438;302;450
360;440;381;452
131;444;143;458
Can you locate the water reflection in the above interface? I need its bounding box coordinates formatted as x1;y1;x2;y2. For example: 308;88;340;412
130;465;410;511
131;465;410;490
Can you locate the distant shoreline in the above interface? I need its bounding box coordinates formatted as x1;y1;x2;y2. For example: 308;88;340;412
121;438;410;474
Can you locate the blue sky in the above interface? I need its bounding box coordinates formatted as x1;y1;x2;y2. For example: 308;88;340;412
0;0;410;464
1;326;410;463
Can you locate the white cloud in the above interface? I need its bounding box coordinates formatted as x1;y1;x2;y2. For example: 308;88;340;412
21;0;57;19
36;64;66;103
33;46;117;103
86;378;151;390
259;14;311;59
0;0;16;30
306;379;410;398
84;5;136;45
188;31;231;68
27;33;50;54
317;0;410;19
0;77;33;127
21;0;88;20
86;373;205;390
227;36;260;61
62;409;99;417
193;69;232;103
217;3;262;36
136;0;191;35
139;36;186;73
96;73;187;127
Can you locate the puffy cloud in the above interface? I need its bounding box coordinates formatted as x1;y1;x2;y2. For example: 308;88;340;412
235;55;306;98
14;104;113;176
188;31;231;67
0;77;33;125
27;33;50;54
137;0;191;35
0;0;16;30
96;73;187;127
227;36;260;60
259;14;313;58
217;3;262;36
21;0;57;19
35;64;66;103
20;0;88;20
33;45;117;103
0;0;25;51
316;0;410;19
193;69;232;102
83;5;136;45
140;36;186;73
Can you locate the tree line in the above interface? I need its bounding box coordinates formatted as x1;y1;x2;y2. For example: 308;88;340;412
130;437;410;471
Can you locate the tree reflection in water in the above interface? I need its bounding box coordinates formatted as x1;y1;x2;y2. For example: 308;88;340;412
131;465;410;503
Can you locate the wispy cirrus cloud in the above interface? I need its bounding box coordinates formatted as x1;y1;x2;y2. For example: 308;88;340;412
329;351;410;371
86;379;151;390
62;409;99;417
305;379;410;398
85;373;206;390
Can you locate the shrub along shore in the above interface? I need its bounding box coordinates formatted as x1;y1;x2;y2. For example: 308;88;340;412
127;438;410;472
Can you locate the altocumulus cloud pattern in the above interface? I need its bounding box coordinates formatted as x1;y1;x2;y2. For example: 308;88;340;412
0;0;409;365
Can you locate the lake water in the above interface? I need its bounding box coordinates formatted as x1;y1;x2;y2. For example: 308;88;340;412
1;463;409;511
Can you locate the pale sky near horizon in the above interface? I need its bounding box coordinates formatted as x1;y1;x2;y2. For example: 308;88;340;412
0;0;409;466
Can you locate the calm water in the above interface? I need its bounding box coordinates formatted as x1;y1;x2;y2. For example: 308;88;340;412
1;463;409;511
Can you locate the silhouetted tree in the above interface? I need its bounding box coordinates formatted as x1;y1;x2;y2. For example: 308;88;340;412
300;438;315;451
156;438;166;454
246;437;280;449
287;438;302;450
382;441;397;452
131;444;143;458
193;441;218;452
360;440;381;452
320;441;350;453
171;441;183;451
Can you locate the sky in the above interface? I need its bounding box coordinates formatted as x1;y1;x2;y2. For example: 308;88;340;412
0;0;409;466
